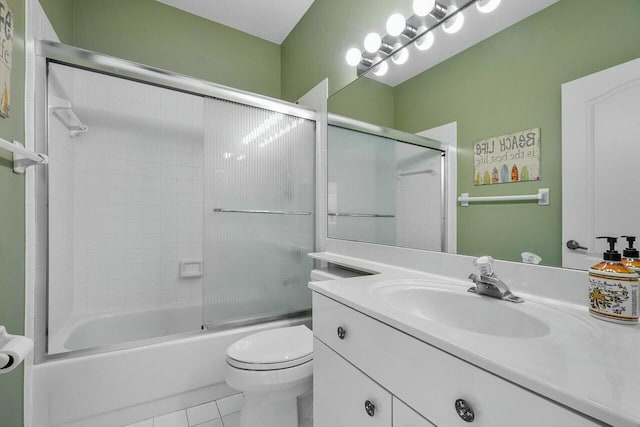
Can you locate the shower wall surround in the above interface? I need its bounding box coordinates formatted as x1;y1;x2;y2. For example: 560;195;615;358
48;63;205;353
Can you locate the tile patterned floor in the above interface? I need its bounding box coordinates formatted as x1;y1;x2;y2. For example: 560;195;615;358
124;393;244;427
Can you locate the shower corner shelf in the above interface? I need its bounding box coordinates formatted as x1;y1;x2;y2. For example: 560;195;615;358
49;96;88;137
0;138;49;174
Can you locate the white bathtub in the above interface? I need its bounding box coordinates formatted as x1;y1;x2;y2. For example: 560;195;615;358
48;305;202;354
32;314;311;427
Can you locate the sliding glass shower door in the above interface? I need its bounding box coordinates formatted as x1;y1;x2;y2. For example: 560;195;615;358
46;63;206;354
203;99;315;328
44;60;315;356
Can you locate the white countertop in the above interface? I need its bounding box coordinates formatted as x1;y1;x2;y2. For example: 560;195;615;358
309;252;640;427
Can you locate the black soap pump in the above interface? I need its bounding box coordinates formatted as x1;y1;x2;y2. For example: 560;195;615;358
588;236;639;323
621;236;640;275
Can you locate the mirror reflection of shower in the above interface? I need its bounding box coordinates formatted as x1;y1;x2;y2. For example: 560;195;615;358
328;121;445;252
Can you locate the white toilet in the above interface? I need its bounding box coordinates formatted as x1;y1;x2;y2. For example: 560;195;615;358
224;325;313;427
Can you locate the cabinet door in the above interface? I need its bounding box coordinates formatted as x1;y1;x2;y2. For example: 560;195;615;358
314;338;392;427
393;398;436;427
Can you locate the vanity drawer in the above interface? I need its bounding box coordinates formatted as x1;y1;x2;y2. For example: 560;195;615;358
393;397;436;427
313;293;601;427
314;338;392;427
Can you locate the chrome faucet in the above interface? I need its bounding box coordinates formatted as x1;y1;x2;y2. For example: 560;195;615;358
467;256;524;303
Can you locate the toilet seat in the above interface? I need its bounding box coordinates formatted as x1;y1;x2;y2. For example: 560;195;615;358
228;353;312;370
226;325;313;371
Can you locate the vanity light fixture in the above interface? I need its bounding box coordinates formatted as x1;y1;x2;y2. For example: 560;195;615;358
364;32;382;53
476;0;501;14
392;45;410;65
414;27;435;51
442;6;465;34
372;57;389;76
345;0;498;75
413;0;448;20
386;13;407;37
345;47;363;66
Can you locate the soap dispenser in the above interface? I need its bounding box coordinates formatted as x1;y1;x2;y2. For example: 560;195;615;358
588;237;639;324
621;235;640;275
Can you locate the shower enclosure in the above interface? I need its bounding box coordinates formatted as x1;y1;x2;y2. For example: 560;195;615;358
38;44;316;357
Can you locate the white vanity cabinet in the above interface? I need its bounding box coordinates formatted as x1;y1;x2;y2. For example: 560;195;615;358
393;397;436;427
314;337;391;426
312;292;602;427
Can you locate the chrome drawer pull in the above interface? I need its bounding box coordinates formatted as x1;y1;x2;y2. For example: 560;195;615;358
364;400;375;417
455;399;475;422
337;326;346;340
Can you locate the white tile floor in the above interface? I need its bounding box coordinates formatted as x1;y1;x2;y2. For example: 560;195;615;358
124;393;244;427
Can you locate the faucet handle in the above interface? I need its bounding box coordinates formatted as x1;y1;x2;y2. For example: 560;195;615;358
473;256;495;276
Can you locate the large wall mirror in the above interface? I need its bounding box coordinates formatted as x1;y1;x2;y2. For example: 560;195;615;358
326;0;640;269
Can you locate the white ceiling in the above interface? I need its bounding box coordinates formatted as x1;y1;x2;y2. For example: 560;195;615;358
368;0;560;86
156;0;315;44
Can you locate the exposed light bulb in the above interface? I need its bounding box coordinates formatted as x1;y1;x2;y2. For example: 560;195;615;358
476;0;501;14
364;33;382;53
372;58;388;76
412;0;436;17
386;13;406;37
442;6;465;34
414;27;434;51
391;45;409;65
345;48;362;66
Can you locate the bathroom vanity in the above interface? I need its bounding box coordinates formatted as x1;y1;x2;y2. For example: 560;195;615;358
309;250;640;427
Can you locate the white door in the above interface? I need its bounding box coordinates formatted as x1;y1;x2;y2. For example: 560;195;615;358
562;58;640;270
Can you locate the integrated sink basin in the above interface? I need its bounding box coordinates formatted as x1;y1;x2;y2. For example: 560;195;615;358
371;280;551;338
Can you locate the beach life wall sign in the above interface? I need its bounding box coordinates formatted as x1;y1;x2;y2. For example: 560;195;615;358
0;0;12;118
473;128;541;185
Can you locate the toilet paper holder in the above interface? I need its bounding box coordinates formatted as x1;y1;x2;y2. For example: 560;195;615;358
0;326;34;374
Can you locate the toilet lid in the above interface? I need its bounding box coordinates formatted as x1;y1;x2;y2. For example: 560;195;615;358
226;325;313;370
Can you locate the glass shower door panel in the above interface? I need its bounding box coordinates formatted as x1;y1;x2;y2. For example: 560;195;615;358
46;63;205;354
203;99;315;327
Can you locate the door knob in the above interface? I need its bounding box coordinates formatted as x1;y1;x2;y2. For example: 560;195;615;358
566;240;587;250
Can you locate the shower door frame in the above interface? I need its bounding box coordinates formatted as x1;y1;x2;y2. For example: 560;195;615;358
32;41;318;363
327;113;449;253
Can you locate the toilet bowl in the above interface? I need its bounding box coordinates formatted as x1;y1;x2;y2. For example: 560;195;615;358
225;325;313;427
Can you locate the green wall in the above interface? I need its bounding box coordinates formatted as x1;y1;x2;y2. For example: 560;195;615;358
0;1;26;425
329;77;395;128
38;0;72;44
394;0;640;265
40;0;282;98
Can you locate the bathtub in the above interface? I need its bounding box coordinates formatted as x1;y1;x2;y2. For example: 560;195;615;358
48;305;202;354
32;315;311;427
